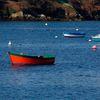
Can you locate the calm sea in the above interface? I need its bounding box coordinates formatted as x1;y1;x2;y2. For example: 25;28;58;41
0;21;100;100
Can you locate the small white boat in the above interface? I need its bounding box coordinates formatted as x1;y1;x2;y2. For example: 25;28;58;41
63;32;85;38
92;34;100;42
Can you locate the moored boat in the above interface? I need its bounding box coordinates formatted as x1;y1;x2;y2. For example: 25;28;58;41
92;34;100;42
8;52;55;65
63;32;85;38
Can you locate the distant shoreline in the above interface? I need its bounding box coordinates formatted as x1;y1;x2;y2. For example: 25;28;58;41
0;0;100;22
0;19;100;22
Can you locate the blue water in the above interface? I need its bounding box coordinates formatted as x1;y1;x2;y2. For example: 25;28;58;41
0;21;100;100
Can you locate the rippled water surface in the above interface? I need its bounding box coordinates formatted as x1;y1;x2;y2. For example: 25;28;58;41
0;21;100;100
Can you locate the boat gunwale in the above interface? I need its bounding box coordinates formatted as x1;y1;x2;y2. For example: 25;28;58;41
8;52;55;59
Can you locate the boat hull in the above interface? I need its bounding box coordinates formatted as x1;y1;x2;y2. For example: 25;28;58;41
8;52;55;65
92;34;100;42
92;38;100;42
63;33;85;38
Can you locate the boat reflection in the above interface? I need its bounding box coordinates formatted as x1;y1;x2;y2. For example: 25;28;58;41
11;63;55;68
11;64;33;68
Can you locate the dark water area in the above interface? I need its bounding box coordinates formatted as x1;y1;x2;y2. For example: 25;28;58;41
0;21;100;100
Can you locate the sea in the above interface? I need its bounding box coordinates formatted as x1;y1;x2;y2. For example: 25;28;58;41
0;21;100;100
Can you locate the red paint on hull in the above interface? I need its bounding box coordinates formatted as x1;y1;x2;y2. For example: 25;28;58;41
8;52;55;65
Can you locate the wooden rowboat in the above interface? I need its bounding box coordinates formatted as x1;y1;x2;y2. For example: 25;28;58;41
8;52;55;65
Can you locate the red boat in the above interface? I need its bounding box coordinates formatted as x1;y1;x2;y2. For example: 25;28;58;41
8;52;55;65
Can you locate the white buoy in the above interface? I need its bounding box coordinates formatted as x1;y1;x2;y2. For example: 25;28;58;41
76;28;79;31
88;39;92;42
45;23;48;26
8;41;12;46
20;53;23;55
55;36;58;38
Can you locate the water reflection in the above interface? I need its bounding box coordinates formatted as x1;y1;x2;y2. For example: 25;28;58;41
11;64;55;68
11;64;34;68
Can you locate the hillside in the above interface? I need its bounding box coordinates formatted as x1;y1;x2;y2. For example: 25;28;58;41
0;0;100;21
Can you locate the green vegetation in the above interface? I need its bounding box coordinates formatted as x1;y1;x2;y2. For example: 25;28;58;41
8;8;16;14
0;0;100;21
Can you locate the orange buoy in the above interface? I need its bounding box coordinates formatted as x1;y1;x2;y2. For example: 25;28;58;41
92;45;97;49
